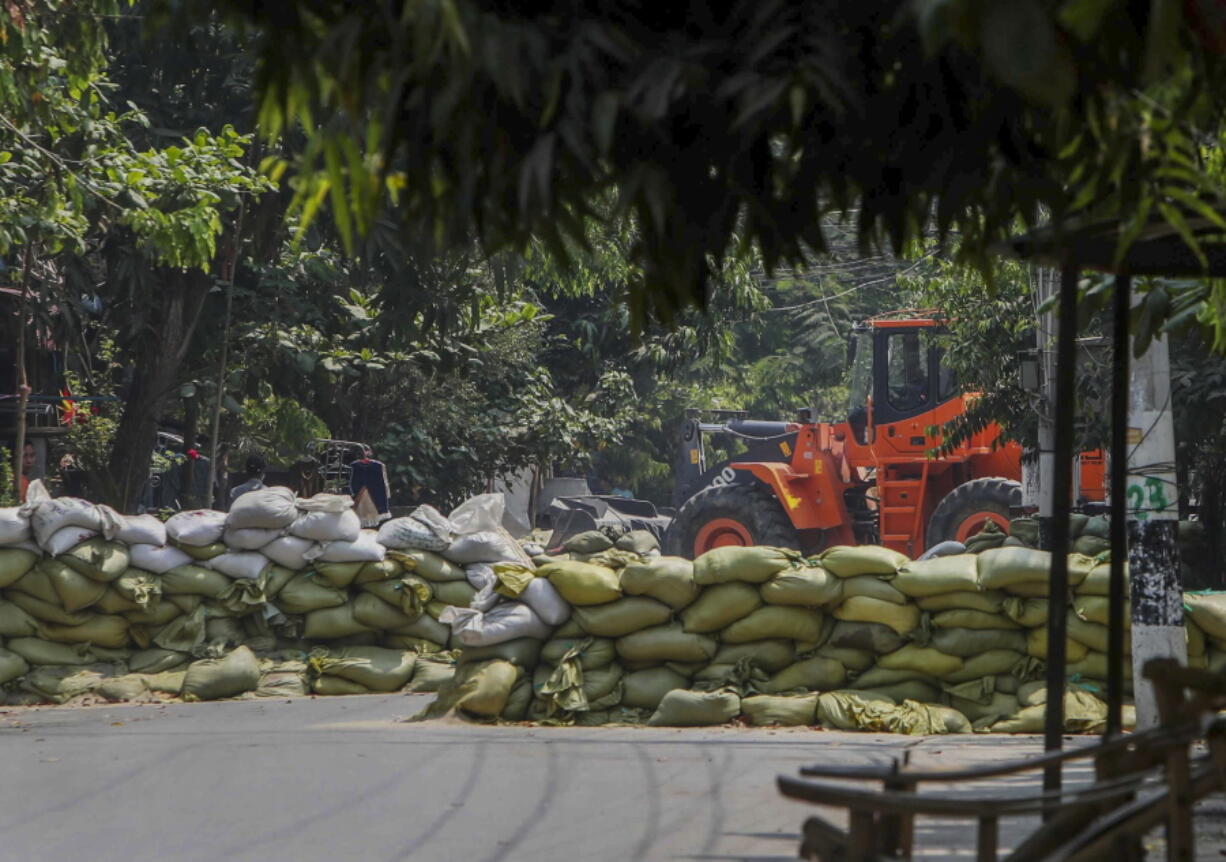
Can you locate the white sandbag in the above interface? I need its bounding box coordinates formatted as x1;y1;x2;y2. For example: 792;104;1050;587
442;531;525;565
223;527;283;550
410;504;458;542
0;507;32;546
294;493;353;513
43;526;99;557
310;530;386;563
377;516;449;552
289;508;360;543
448;494;505;535
129;543;193;575
27;497;110;546
114;514;167;547
165;510;227;547
206;551;271;580
518;577;571;626
225;486;297;530
262;535;316;570
440;602;552;646
465;565;501;612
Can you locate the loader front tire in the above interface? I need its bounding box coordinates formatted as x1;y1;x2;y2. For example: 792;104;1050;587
665;483;801;559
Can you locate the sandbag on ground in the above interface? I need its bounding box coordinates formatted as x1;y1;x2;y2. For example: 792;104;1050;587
406;657;456;692
182;645;261;701
742;693;818;726
619;557;698;609
763;656;846;694
711;640;795;673
647;689;740;726
621;666;690;710
693;546;800;585
310;646;416;692
415;659;521;720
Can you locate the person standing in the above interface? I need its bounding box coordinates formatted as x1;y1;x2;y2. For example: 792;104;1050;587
349;447;391;526
228;454;267;507
18;441;36;502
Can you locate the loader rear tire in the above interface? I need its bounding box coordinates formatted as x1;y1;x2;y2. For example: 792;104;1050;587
665;483;801;559
926;477;1021;549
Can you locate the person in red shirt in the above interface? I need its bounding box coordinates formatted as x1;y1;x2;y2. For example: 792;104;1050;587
18;441;36;502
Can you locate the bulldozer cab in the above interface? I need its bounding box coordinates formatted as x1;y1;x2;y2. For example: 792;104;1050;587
847;318;957;442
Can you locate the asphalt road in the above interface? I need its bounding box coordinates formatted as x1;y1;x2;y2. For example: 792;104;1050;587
0;694;1062;862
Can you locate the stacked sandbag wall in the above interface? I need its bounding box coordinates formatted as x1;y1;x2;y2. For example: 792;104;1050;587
0;493;543;706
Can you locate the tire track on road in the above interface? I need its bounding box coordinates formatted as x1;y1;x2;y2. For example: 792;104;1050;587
387;739;489;861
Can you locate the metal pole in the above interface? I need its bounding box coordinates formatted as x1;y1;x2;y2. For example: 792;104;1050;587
205;203;245;510
1042;264;1078;809
1035;267;1057;548
1106;274;1130;737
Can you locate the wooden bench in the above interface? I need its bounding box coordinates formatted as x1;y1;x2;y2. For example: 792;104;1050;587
776;659;1226;862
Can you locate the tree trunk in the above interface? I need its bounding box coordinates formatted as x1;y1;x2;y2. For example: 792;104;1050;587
181;391;200;509
103;268;211;513
12;248;32;502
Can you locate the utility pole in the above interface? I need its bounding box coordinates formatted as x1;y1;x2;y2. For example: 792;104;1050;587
1031;266;1057;548
1127;282;1186;730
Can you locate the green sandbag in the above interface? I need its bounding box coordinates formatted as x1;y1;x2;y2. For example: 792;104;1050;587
125;599;182;626
832;596;920;636
416;659;521;720
97;675;152;703
387;549;467;582
1073;535;1110;557
868;681;943;704
540;560;622;606
7;636;95;665
572;596;671;637
759;566;843;607
390;612;451;646
182;645;261;701
978;547;1094;590
42;615;131;649
615;530;660;554
742;693;818;726
850;664;936;687
891;554;980;597
114;570;161;608
314;561;364;589
310;646;416;692
276;572;348;614
1005;581;1052;598
931;608;1021;631
824;620;904;654
721;605;825;644
6;591;94;626
1184;593;1226;640
1187;622;1206;658
1076;561;1128;596
1026;627;1089;662
93;588;139;614
944;650;1027;683
692;546;799;585
431;579;477;608
564;530;614;554
501;677;535;721
648;689;740;726
1066;651;1133;681
406;657;456;692
1002;597;1048;628
129;647;190;674
60;539;129;582
949;692;1019;725
356;559;405;583
204;616;244;646
1066;614;1121;653
680;581;761;633
0;548;38;587
838;575;907;605
10;565;60;602
569;548;642;569
458;637;543;668
819;545;909;578
616;623;718;663
21;665;114;703
0;647;29;684
815;690;895;729
916;590;1007;614
1009;517;1040;546
261;565;297;599
313;675;369;695
304;603;373;640
362;576;432;618
711;640;796;673
619;557;698;609
878;645;963;678
256;665;311;697
352;592;417;630
151;607;207;652
621;666;690;710
540;636;616;669
161;564;232;598
1073;595;1129;628
763;656;846;693
43;559;107;612
177;541;226;561
139;669;185;694
989;689;1107;733
0;598;43;637
535;662;623;712
817;645;874;672
930;626;1028;657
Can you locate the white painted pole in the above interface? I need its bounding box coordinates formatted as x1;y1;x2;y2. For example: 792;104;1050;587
1127;284;1186;730
1035;267;1056;547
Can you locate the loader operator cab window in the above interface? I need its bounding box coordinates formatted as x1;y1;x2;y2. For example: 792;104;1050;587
886;331;929;412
